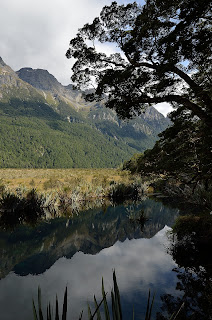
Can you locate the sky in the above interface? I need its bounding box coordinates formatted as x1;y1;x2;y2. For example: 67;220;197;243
0;0;172;116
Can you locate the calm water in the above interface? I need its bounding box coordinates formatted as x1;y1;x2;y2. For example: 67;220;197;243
0;198;181;319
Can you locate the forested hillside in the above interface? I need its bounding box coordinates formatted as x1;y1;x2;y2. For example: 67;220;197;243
0;57;169;168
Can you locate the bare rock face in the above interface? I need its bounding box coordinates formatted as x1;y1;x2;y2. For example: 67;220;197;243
16;66;170;137
0;57;6;67
0;58;45;103
0;57;19;86
17;68;62;92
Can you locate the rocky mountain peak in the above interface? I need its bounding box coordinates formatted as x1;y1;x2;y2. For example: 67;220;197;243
16;68;62;92
0;57;22;88
143;106;166;120
0;60;48;103
0;57;6;67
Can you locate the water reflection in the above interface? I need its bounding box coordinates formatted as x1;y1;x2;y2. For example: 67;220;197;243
0;189;45;230
157;267;212;320
0;199;178;278
0;198;180;319
0;227;178;320
157;214;212;320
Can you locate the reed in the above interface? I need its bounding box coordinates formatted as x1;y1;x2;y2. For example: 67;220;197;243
32;271;157;320
32;270;184;319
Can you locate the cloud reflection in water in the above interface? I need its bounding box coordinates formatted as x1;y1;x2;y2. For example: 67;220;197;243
0;226;178;319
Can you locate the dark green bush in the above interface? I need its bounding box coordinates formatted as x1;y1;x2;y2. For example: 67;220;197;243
110;183;139;204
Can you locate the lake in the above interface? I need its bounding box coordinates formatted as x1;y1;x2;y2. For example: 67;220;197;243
0;197;186;319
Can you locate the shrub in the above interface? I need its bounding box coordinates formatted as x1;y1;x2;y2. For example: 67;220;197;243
109;183;139;204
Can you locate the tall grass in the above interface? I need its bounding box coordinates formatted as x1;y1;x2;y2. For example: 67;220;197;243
0;168;131;193
0;169;150;221
32;271;157;320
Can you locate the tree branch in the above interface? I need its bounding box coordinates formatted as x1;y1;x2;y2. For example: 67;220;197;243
171;66;212;110
133;94;211;125
123;50;156;69
121;46;212;110
98;48;212;113
100;58;126;68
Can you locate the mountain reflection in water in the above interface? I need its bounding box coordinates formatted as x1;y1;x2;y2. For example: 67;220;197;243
0;198;180;319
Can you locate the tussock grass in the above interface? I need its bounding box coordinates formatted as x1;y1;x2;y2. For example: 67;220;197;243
0;169;150;218
0;168;131;193
0;169;137;216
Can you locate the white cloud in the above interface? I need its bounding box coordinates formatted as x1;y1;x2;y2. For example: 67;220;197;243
154;102;174;117
0;0;147;85
0;0;177;117
0;0;118;85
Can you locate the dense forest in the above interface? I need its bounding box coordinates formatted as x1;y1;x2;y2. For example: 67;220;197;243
0;113;134;168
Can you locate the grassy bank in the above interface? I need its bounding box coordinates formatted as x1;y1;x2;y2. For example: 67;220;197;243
0;169;149;221
0;168;132;193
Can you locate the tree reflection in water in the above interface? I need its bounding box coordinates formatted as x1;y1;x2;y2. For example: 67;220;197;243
0;190;112;230
157;214;212;320
0;189;45;229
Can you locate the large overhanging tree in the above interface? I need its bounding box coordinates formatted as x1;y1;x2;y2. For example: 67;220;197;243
66;0;212;126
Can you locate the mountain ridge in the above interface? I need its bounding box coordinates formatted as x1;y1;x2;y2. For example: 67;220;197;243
16;66;170;139
0;57;170;168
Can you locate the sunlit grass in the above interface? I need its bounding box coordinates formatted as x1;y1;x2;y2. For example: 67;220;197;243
0;168;132;193
0;169;150;218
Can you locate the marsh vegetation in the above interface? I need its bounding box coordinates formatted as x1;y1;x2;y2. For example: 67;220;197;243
0;168;151;224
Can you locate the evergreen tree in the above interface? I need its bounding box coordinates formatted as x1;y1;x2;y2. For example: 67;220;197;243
66;0;212;126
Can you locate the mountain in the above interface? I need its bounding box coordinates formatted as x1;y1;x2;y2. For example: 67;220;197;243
0;199;178;278
17;66;170;152
0;57;170;168
17;67;169;135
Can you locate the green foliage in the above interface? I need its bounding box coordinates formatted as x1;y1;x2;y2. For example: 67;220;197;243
142;112;212;187
66;0;212;126
172;214;212;243
65;0;212;209
109;183;139;204
125;105;212;208
0;98;60;119
122;153;144;173
0;112;136;169
0;189;45;229
0;89;167;168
